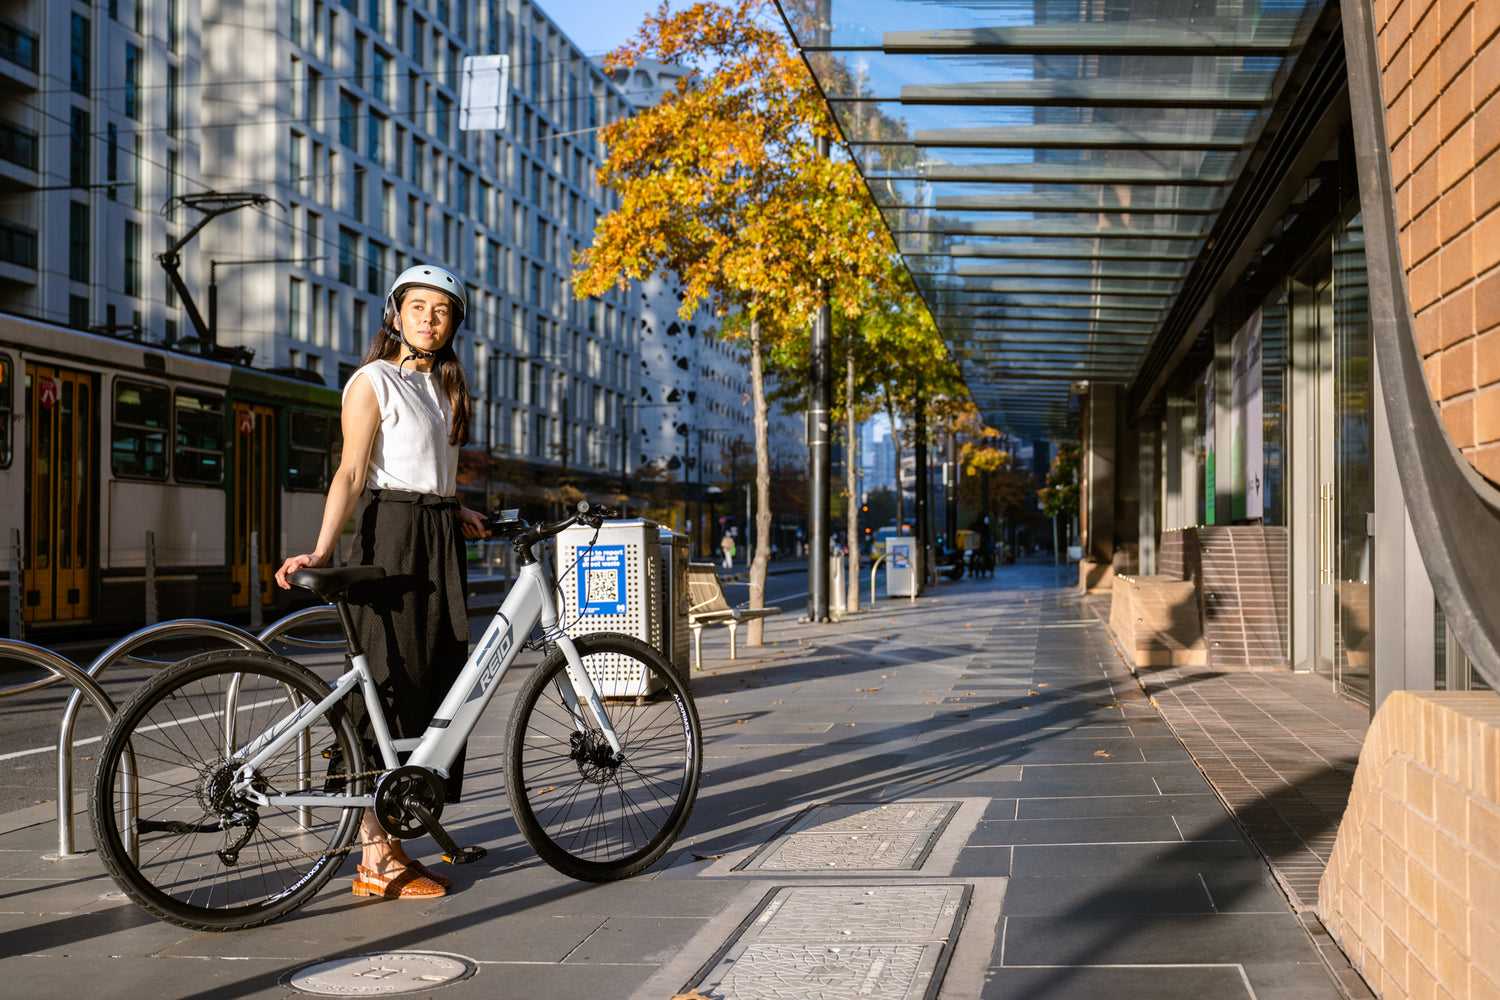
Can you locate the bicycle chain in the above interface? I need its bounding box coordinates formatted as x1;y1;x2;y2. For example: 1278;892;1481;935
215;765;410;868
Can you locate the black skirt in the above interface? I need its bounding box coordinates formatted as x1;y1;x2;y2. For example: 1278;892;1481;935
346;488;471;802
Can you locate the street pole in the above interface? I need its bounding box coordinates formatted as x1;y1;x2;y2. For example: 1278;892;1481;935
913;381;929;591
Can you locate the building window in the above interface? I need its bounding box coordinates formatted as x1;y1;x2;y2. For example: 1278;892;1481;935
290;276;306;340
291;0;303;45
124;43;140;119
167;64;180;136
354;31;367;89
306;68;321;126
381;181;394;231
436;94;451;147
338;228;356;285
367;111;385;165
106;123;117;193
338;91;356;148
112;380;170;480
368;0;383;33
69;109;88;188
69;202;90;282
353;298;366;354
69;295;88;329
174;391;224;484
353;164;366;222
167;0;180;51
290;129;304;192
71;15;89;95
367;240;385;294
372;48;389;103
306;209;320;262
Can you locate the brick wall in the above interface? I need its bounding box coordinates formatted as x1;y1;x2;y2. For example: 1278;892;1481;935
1318;691;1500;999
1158;527;1289;669
1375;0;1500;483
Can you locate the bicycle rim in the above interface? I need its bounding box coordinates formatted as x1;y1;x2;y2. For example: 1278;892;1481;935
91;650;364;931
506;634;701;881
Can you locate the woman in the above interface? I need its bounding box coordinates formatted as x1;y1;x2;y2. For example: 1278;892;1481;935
275;264;488;900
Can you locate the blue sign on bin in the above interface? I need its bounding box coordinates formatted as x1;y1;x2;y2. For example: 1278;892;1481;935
577;545;627;615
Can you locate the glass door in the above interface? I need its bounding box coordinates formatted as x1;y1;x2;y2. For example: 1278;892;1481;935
23;364;95;623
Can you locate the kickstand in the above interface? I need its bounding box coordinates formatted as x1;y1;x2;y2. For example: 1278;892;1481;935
407;801;489;865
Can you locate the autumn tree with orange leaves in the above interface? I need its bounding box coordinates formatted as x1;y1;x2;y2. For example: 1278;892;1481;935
574;0;898;642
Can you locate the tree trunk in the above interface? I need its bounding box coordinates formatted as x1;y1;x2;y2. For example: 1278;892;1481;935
747;314;773;646
845;352;860;612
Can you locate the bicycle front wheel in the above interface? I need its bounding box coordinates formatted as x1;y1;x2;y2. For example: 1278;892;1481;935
505;633;701;881
91;649;366;931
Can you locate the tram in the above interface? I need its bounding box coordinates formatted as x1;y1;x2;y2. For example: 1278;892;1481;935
0;311;342;636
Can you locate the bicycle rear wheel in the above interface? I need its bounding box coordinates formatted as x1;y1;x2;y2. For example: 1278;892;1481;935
91;649;366;931
505;632;701;881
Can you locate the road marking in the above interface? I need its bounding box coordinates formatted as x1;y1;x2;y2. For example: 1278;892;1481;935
0;697;286;762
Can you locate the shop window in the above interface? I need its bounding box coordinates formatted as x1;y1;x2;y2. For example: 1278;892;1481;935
0;354;11;467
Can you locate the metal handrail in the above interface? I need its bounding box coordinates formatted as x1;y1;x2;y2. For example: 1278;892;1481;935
53;620;273;858
869;551;918;607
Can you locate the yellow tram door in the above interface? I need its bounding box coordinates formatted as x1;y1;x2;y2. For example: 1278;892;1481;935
230;402;277;611
23;364;95;623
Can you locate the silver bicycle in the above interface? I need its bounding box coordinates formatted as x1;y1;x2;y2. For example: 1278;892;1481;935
90;501;702;931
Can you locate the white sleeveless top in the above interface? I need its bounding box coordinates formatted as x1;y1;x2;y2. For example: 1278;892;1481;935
346;360;459;496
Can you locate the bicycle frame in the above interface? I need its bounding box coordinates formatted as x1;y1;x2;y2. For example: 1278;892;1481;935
231;551;620;809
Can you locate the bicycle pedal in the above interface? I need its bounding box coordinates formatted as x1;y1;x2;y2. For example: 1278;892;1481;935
442;845;488;865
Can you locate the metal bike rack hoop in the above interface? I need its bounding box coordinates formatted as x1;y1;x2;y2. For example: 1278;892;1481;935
54;619;271;858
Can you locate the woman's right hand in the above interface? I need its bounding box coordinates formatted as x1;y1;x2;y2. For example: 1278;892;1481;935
275;551;327;590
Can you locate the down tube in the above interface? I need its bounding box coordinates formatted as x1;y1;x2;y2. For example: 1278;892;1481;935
406;576;546;775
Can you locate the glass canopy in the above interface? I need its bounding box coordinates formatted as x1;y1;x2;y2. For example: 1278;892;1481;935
776;0;1330;437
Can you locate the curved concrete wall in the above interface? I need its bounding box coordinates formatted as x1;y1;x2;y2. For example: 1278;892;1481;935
1318;691;1500;998
1375;0;1500;482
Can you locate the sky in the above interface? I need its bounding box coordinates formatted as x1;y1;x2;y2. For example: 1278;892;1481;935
539;0;666;59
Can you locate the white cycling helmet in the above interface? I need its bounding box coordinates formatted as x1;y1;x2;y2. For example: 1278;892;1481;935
387;264;467;323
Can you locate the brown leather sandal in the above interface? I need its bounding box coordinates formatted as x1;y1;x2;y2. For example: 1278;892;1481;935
352;864;446;899
404;859;452;888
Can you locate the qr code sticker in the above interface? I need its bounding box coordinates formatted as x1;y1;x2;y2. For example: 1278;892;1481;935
585;569;619;606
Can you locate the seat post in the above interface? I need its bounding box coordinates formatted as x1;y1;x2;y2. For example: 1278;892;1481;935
333;599;365;660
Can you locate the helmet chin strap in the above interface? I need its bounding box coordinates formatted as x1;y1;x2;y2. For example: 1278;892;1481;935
395;323;439;369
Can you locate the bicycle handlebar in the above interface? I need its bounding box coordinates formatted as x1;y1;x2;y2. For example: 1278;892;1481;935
484;499;619;557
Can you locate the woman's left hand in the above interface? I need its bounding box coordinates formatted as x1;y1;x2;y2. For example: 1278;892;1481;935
457;506;491;540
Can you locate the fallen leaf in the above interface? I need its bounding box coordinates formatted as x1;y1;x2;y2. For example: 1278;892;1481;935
1028;690;1040;696
690;853;725;861
856;687;880;692
956;713;969;718
1094;750;1112;758
671;991;714;1000
1038;683;1051;688
735;719;750;724
845;723;857;727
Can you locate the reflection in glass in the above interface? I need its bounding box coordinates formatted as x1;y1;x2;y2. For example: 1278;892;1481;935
1333;212;1371;702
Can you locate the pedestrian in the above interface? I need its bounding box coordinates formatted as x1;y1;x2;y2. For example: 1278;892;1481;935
721;530;736;569
274;264;489;901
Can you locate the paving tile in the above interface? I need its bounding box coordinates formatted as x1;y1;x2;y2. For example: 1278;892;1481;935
981;962;1253;999
1001;911;1316;966
1012;841;1262;878
971;815;1187;846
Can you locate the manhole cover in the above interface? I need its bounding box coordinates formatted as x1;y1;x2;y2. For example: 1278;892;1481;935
686;885;970;1000
738;800;959;872
284;952;477;996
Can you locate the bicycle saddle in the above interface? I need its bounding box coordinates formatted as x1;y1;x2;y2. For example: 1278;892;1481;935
288;565;387;603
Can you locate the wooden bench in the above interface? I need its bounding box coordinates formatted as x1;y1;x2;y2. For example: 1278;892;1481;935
686;562;781;670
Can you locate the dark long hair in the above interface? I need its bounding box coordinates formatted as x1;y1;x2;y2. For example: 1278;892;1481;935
362;295;472;446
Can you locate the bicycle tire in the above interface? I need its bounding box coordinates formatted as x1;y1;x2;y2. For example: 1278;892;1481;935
504;632;701;881
91;649;366;931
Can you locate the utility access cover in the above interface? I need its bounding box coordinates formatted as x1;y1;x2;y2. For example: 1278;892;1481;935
738;800;959;871
687;884;969;1000
284;952;477;996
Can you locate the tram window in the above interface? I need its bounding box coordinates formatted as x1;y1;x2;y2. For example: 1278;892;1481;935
112;379;169;480
288;408;331;491
175;390;224;484
0;355;11;468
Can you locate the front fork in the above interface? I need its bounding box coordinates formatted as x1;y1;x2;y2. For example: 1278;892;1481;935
552;634;623;756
